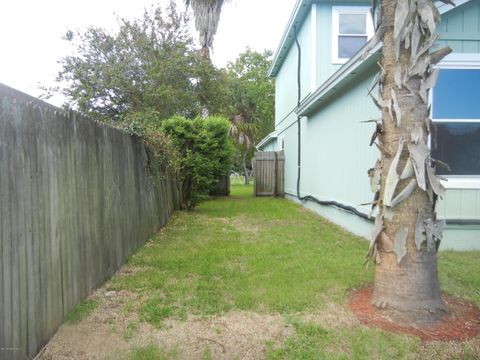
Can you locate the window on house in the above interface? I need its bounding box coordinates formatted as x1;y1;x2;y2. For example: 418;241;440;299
431;68;480;177
332;7;373;64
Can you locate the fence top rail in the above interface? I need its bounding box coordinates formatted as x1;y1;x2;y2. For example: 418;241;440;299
0;82;63;114
0;82;131;138
254;151;285;160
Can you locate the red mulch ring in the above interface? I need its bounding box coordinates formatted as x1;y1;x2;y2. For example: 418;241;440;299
348;285;480;342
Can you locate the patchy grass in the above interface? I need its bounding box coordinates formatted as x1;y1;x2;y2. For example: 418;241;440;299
123;320;139;341
267;318;480;360
43;184;479;359
130;344;179;360
266;320;420;360
439;250;480;305
64;298;100;324
109;185;479;328
108;184;375;324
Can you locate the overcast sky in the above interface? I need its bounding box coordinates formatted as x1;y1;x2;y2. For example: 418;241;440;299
0;0;296;106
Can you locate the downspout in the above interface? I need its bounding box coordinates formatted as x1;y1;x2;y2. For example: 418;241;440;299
293;25;371;221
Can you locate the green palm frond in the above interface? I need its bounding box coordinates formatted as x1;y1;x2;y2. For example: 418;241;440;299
228;114;260;149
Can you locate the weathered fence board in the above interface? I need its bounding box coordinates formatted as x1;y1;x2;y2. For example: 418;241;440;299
0;84;180;360
254;151;284;197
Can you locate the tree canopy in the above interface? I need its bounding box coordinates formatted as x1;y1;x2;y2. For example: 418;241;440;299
226;48;275;144
46;2;275;194
225;49;275;181
49;1;222;121
47;3;274;135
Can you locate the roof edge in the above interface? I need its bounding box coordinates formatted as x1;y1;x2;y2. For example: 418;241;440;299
256;131;278;150
269;0;471;79
268;0;310;78
437;0;470;14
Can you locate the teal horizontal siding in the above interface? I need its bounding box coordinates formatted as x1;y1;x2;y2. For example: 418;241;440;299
270;0;480;249
275;9;312;125
437;189;480;219
280;70;379;210
437;0;480;53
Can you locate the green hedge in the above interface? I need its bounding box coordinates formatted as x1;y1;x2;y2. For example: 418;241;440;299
161;116;233;209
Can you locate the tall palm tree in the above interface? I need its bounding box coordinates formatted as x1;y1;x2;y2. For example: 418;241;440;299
366;0;453;321
185;0;228;59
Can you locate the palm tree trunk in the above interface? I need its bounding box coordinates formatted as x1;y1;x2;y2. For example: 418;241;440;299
186;0;226;61
242;151;250;185
200;46;210;60
369;0;451;315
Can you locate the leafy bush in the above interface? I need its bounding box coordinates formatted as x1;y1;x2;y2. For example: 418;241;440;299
119;111;232;209
120;112;180;180
161;116;233;209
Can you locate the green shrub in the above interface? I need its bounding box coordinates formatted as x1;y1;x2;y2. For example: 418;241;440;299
120;111;232;209
120;112;180;180
161;116;233;209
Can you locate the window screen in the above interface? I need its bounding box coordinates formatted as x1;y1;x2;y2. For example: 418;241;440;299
337;13;368;59
432;122;480;175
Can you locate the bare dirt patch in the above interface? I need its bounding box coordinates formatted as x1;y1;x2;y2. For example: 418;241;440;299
348;285;480;342
144;311;293;359
300;302;360;329
38;287;293;360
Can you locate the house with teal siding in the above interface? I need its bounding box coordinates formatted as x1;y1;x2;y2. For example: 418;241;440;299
257;0;480;250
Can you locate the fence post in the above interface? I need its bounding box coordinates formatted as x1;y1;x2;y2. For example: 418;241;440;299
274;151;278;197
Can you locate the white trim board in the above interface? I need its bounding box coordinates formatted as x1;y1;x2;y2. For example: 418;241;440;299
311;3;317;92
441;178;480;189
437;53;480;68
437;0;471;14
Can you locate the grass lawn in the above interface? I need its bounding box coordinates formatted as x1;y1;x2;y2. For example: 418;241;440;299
110;184;376;318
42;184;480;360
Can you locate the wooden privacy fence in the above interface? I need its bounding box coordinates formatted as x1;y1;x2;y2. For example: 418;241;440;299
0;84;180;360
254;151;284;197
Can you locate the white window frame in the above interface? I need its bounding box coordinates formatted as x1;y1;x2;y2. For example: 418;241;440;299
331;6;374;64
431;54;480;189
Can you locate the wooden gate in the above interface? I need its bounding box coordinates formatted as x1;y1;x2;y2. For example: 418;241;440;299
254;151;284;197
